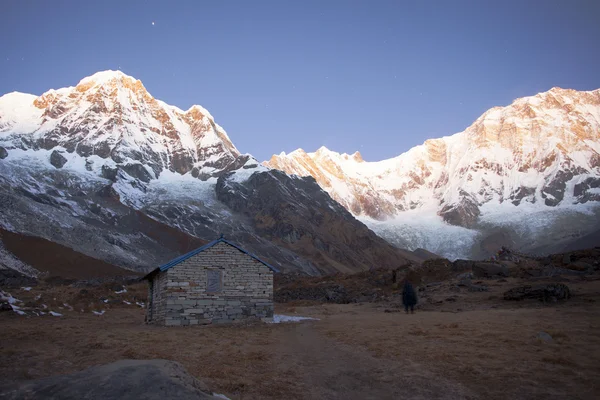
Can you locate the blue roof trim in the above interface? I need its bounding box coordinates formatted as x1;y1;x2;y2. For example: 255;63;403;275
144;237;280;279
158;238;221;272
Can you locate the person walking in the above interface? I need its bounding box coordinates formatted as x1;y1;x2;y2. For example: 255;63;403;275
402;279;417;314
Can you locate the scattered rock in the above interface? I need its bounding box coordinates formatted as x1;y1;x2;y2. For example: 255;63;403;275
456;272;474;280
50;150;68;169
0;146;8;159
0;359;220;399
537;331;553;342
467;284;489;292
504;284;570;302
540;266;585;277
70;276;141;288
458;277;472;287
562;254;572;265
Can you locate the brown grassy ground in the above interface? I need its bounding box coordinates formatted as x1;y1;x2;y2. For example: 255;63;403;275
1;279;599;399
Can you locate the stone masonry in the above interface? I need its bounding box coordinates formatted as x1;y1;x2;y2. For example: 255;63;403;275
146;241;274;326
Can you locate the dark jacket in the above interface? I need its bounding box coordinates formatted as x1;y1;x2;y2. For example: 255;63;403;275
402;281;417;306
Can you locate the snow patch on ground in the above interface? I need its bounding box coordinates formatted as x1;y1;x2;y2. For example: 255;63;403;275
0;290;20;304
269;314;319;323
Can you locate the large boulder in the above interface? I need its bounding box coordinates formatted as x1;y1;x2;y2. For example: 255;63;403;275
504;284;570;302
452;259;475;272
0;359;223;400
472;262;509;278
0;146;8;159
50;150;68;169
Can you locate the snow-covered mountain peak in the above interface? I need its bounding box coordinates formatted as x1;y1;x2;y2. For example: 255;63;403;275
314;145;332;155
77;69;137;87
0;71;243;179
310;146;363;162
349;151;364;162
266;87;600;251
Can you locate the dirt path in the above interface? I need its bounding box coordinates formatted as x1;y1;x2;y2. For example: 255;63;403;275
273;320;473;399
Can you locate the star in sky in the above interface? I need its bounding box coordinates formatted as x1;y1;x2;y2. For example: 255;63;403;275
152;21;155;26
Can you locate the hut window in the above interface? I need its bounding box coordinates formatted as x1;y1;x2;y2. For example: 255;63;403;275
206;270;222;293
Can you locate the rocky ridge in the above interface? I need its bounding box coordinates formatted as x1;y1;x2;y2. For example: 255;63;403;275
0;71;421;275
266;88;600;258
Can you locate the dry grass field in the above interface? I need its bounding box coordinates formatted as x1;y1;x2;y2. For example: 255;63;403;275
1;278;599;399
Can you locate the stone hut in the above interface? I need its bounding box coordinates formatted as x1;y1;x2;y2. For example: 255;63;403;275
143;236;278;326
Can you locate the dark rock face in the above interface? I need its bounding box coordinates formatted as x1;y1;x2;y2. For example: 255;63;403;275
574;177;600;203
50;150;68;169
511;186;536;205
101;165;118;181
438;192;480;228
0;146;8;159
190;154;253;181
170;151;195;175
215;170;418;273
0;359;219;400
542;168;588;206
120;163;154;183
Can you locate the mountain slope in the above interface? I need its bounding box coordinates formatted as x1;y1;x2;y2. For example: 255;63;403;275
266;88;600;259
0;71;422;275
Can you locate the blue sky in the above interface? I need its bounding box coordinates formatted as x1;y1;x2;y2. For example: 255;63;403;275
1;0;599;161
